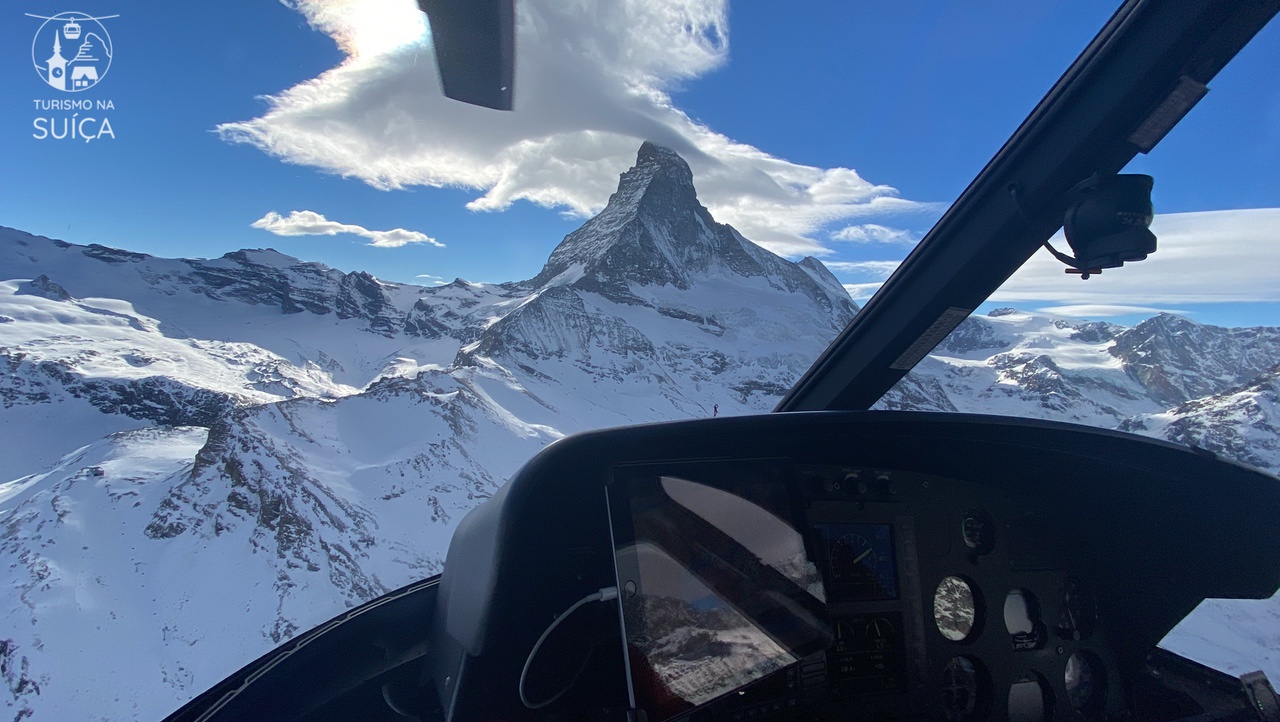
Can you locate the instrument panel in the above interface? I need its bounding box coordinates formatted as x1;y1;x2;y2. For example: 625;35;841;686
688;462;1123;722
427;412;1280;722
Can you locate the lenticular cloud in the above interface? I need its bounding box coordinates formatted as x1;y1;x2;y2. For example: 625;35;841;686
216;0;932;256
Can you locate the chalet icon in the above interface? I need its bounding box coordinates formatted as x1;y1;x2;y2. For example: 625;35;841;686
71;66;98;90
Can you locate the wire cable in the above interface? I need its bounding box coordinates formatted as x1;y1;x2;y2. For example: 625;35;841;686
1008;181;1088;272
518;586;619;710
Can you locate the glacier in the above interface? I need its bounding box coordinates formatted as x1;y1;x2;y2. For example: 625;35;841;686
2;143;1279;720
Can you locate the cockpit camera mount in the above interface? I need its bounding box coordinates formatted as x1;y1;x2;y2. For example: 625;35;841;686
1043;174;1157;280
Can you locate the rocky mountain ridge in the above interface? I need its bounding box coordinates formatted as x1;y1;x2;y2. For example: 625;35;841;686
0;144;860;721
0;144;1277;720
528;142;854;323
877;310;1280;439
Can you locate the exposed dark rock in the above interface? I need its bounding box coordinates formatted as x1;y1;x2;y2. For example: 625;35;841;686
936;317;1011;354
0;638;41;720
877;371;958;412
523;142;857;326
1121;364;1280;473
82;244;146;264
1;350;234;425
16;275;71;302
1111;314;1280;406
1066;320;1121;344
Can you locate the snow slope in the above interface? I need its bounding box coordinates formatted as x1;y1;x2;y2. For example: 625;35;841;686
2;144;1278;719
0;144;857;720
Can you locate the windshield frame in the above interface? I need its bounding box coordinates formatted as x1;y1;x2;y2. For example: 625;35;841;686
775;0;1277;412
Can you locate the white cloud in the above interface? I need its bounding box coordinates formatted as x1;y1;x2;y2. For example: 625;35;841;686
830;223;919;245
843;282;886;301
993;208;1280;305
824;260;901;278
1036;304;1192;318
826;260;900;301
283;0;428;57
217;0;938;257
251;210;443;248
820;209;1280;309
415;273;447;285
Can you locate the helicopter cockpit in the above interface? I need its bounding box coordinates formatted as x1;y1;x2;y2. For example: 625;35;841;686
426;412;1280;722
163;0;1280;720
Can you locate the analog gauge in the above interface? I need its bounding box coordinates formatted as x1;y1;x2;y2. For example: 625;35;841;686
865;616;896;639
1008;672;1053;722
1065;650;1108;717
1057;580;1098;641
830;532;876;584
1003;589;1046;650
831;613;909;695
821;524;898;601
961;508;996;554
941;655;991;721
934;576;982;643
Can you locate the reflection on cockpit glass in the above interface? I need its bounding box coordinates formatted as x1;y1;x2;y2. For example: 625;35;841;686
613;466;832;719
621;542;795;710
659;476;826;601
934;576;979;643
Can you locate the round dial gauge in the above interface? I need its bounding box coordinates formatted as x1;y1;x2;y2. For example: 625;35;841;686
1066;650;1108;717
941;655;990;721
829;533;876;583
824;527;898;600
1057;580;1098;641
865;616;896;639
1008;672;1053;722
1003;588;1046;650
961;508;995;554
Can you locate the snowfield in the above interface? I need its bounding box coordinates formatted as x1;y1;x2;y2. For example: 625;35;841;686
3;144;1279;720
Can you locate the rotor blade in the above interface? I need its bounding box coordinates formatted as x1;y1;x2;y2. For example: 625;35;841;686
418;0;515;110
777;0;1279;413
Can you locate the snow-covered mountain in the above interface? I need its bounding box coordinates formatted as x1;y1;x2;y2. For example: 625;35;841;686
878;309;1280;468
1;144;1277;720
1122;364;1280;473
0;143;856;720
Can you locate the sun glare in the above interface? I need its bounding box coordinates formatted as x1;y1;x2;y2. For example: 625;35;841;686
341;0;429;57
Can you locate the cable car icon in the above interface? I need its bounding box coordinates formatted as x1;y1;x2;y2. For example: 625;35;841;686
62;20;82;40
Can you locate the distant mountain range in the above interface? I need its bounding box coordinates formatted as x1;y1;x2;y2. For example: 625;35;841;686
1;143;1277;720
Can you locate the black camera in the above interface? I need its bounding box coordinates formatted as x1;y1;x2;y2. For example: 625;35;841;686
1062;174;1156;276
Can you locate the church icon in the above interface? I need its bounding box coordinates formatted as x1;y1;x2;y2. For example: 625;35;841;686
28;11;117;93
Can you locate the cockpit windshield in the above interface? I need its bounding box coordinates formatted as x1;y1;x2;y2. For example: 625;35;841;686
0;1;1276;719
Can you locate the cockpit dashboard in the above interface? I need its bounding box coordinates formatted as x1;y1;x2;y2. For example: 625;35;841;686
428;411;1280;722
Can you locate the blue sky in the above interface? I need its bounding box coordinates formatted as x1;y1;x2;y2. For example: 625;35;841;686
2;0;1278;326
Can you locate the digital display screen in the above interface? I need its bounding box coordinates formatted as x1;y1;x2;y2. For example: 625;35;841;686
815;523;899;603
608;460;832;721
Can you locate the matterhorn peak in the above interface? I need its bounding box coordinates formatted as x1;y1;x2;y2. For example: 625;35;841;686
632;141;696;186
636;139;685;164
526;143;856;325
599;141;699;223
